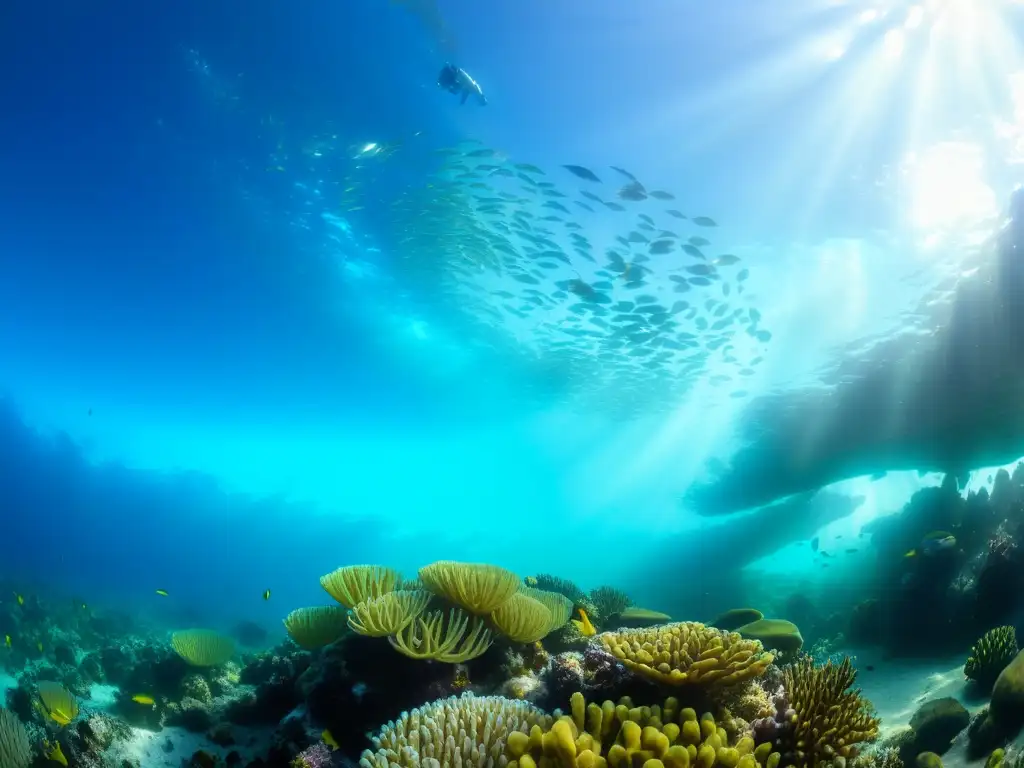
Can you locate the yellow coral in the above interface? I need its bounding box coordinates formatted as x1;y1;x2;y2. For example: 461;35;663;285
419;561;520;614
781;657;880;767
506;692;780;768
389;607;493;663
359;692;552;768
521;585;574;632
170;629;235;667
283;606;349;649
601;622;773;687
493;593;554;643
321;565;400;608
348;590;431;637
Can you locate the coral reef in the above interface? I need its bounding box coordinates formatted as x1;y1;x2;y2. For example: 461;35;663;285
358;692;552;768
600;622;773;687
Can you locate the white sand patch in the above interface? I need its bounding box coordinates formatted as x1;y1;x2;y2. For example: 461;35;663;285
849;649;983;738
106;725;275;768
87;684;119;711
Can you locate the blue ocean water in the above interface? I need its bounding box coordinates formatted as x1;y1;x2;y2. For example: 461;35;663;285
3;0;1024;640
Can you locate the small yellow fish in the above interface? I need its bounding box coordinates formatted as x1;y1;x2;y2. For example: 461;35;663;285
131;694;155;706
37;641;43;652
4;635;9;648
571;608;597;637
15;593;23;606
262;589;271;600
322;729;340;751
44;740;68;766
155;589;169;597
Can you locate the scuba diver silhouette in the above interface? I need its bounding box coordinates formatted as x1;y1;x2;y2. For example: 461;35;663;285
438;63;487;105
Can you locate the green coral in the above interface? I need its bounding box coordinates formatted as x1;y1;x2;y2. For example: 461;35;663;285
0;708;30;768
780;657;880;767
589;586;632;622
965;627;1018;689
532;574;587;605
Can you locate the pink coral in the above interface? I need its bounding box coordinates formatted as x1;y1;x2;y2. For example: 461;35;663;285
292;742;337;768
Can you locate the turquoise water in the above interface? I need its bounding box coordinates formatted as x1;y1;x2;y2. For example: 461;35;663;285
3;0;1024;632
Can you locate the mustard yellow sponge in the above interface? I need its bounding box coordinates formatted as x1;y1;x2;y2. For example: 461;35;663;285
601;622;773;687
359;692;552;768
780;657;879;767
506;692;780;768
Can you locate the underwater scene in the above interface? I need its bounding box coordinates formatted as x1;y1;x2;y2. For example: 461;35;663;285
12;0;1024;767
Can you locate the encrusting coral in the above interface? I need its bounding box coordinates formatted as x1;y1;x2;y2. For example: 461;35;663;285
965;626;1019;689
776;657;879;768
358;692;553;768
600;622;774;687
506;691;780;768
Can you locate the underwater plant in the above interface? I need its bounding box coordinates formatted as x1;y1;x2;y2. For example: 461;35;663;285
965;626;1019;689
359;692;552;768
170;629;236;667
0;707;30;768
284;606;349;649
600;621;773;687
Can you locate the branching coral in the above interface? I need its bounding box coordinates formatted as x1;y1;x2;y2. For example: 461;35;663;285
359;692;552;768
601;621;774;687
965;627;1019;689
589;587;632;622
506;691;780;768
777;657;880;768
389;608;494;663
348;590;432;638
321;565;400;608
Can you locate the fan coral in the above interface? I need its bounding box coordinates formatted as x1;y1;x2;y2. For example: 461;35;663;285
284;606;349;649
420;561;521;615
321;565;400;608
601;621;773;687
348;590;432;637
358;692;552;768
965;627;1019;689
778;657;880;768
171;629;236;667
521;587;574;633
534;575;588;605
37;681;79;725
0;708;30;768
494;593;557;643
506;691;780;768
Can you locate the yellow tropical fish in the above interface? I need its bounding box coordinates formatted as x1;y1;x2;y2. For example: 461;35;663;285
45;705;73;727
131;694;155;706
4;635;10;648
322;729;340;751
155;589;169;597
37;641;43;652
15;593;23;606
571;608;597;637
262;589;271;600
44;740;68;766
